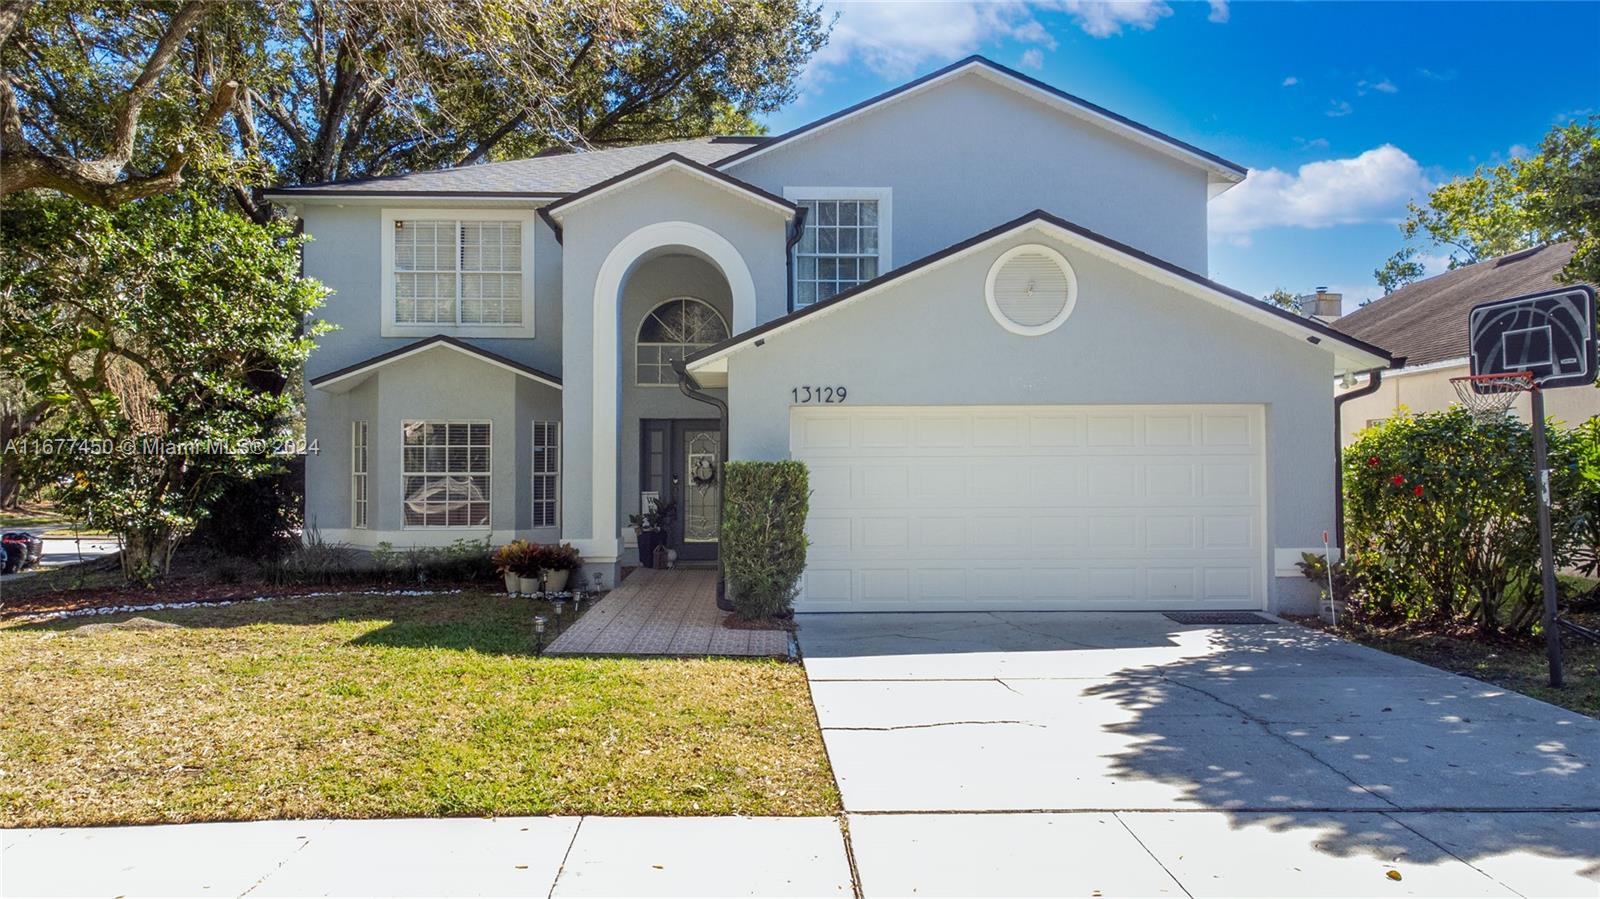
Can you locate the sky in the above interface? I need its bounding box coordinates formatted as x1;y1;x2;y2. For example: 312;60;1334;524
755;1;1600;312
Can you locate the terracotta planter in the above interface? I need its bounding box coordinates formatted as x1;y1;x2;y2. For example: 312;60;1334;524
517;574;540;594
545;569;570;593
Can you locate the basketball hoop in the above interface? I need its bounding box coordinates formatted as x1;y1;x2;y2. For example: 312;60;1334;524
1450;371;1535;422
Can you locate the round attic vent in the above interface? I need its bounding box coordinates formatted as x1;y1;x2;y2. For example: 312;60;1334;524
985;244;1077;336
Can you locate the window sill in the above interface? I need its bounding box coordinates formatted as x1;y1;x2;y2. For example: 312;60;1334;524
382;322;534;340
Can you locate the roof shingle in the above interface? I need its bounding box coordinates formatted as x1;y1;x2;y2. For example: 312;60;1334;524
1332;243;1588;368
264;136;760;198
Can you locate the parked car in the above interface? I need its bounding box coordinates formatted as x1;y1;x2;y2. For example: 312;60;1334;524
1;531;44;575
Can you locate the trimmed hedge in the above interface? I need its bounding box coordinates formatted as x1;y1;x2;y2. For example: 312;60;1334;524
721;461;810;620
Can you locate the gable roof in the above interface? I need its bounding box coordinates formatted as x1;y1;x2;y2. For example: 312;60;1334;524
684;210;1390;380
538;153;797;238
309;336;562;392
261;136;762;201
713;56;1247;192
1333;243;1587;368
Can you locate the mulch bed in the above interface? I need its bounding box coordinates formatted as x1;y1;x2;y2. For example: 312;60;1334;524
721;613;796;632
2;582;349;621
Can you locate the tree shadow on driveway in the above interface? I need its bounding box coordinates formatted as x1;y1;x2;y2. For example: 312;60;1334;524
799;611;1600;886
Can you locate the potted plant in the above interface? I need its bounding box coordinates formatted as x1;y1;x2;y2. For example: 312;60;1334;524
512;542;543;594
492;540;534;594
541;543;583;592
628;496;677;569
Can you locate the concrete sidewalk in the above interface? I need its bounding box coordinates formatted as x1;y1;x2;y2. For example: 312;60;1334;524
1;816;853;898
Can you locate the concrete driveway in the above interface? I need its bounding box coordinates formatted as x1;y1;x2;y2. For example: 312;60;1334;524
799;612;1600;897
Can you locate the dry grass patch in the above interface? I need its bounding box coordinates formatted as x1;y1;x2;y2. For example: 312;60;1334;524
0;592;838;826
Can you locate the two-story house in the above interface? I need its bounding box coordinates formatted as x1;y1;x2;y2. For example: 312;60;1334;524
264;56;1391;614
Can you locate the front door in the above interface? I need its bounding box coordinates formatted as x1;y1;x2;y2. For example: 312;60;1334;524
640;419;721;562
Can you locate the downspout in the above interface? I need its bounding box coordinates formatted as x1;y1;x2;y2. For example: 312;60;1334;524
784;206;808;312
674;361;733;611
1332;359;1401;552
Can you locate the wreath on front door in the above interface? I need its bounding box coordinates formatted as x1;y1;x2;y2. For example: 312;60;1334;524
690;456;717;488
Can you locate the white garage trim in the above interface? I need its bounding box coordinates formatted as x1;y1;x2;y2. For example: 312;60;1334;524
790;404;1269;612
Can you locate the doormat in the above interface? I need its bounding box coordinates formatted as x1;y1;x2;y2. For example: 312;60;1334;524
1164;611;1275;625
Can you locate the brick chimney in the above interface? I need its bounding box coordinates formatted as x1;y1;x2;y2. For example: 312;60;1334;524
1296;287;1343;321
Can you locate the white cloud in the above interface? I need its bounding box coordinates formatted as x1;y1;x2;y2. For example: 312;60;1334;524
1281;75;1299;87
1052;0;1173;38
1509;143;1531;159
1019;48;1045;70
804;2;1049;82
1209;145;1432;235
1357;78;1398;95
1294;136;1330;151
802;1;1178;89
1418;67;1456;82
1207;0;1230;23
1326;99;1353;118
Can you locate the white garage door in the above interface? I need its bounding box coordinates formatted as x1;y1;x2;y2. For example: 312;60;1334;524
790;405;1266;612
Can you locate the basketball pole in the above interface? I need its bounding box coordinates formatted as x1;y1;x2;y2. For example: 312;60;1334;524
1531;386;1565;688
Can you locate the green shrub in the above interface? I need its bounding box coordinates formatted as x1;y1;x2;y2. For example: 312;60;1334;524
1343;408;1583;633
721;461;810;620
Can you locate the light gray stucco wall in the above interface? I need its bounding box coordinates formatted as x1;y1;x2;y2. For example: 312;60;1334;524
299;203;563;379
304;346;561;547
617;254;732;564
726;71;1214;273
556;168;791;550
723;230;1334;612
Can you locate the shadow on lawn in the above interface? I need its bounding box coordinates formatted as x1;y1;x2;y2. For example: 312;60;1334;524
11;591;590;657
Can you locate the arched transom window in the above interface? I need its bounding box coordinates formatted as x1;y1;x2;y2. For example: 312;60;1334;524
635;297;729;385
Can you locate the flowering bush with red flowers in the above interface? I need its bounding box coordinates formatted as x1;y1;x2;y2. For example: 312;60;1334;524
1342;407;1586;634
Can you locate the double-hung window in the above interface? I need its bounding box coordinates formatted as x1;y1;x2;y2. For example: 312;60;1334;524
532;421;560;528
401;421;491;527
382;210;536;338
786;188;892;308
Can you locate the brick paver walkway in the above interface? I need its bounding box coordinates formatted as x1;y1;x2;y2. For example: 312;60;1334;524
546;567;790;657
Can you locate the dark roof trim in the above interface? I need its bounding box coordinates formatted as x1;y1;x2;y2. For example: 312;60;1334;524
262;188;563;200
712;55;1247;178
685;209;1391;367
539;152;797;226
309;335;562;389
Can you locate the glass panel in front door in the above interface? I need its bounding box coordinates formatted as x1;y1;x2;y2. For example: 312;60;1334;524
683;429;720;543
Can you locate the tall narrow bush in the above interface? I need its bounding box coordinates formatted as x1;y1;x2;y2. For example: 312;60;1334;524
721;461;810;620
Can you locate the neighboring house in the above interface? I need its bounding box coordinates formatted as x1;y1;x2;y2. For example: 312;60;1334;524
263;56;1389;614
1333;243;1595;445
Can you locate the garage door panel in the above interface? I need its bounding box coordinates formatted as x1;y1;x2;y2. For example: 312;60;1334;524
791;405;1265;611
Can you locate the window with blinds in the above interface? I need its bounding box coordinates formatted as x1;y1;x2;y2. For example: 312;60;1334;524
401;421;491;527
793;198;880;307
532;421;560;528
393;219;523;326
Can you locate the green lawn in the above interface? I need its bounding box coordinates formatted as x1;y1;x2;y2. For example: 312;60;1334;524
0;592;839;827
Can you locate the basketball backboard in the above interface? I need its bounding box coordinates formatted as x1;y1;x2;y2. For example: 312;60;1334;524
1468;286;1598;389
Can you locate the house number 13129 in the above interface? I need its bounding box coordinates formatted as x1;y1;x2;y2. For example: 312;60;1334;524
792;386;847;404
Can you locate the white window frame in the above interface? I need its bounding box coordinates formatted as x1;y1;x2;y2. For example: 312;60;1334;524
400;419;493;529
532;420;560;529
783;187;893;309
634;297;731;387
351;420;369;529
381;208;537;339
